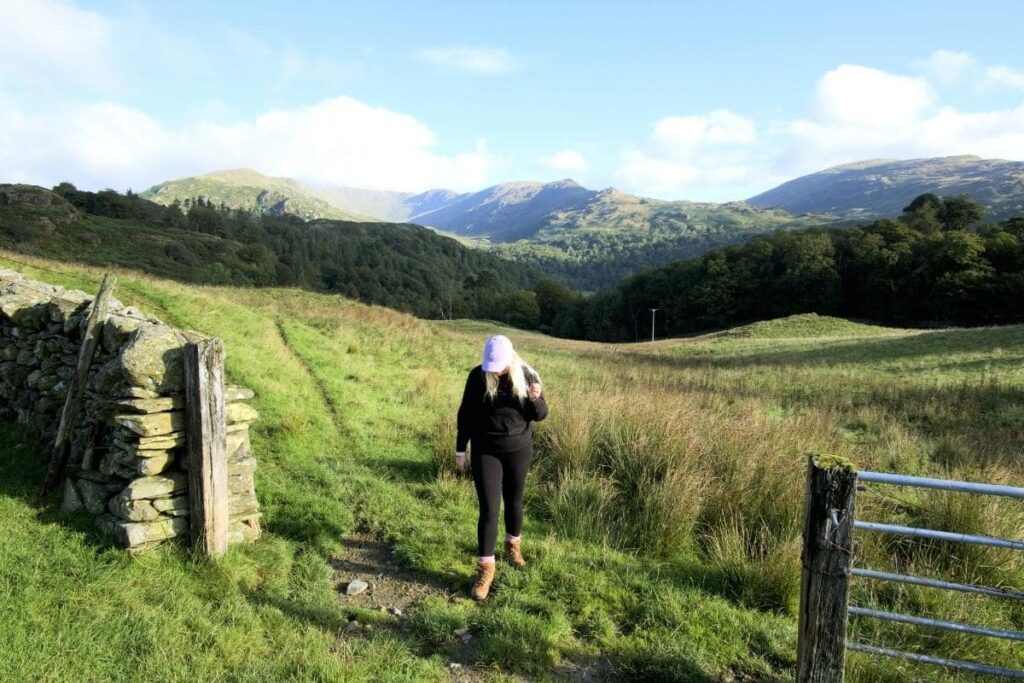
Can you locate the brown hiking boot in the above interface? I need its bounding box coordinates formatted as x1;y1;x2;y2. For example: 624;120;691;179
505;538;527;568
471;561;496;600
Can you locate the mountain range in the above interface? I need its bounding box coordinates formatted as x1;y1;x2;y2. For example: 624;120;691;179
140;155;1024;289
748;155;1024;220
143;171;827;289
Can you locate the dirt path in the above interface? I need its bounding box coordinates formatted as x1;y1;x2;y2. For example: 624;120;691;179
330;532;613;682
331;531;534;682
331;531;458;612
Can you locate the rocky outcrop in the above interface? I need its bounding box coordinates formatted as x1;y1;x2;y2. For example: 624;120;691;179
0;268;261;551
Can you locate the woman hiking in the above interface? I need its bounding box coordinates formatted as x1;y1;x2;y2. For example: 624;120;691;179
455;334;548;600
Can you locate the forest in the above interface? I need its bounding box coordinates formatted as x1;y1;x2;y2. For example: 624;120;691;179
1;184;543;324
547;194;1024;341
4;184;1022;342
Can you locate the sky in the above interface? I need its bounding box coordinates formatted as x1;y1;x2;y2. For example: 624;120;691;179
2;0;1024;201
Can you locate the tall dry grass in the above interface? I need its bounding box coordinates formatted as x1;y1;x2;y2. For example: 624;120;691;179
525;378;821;611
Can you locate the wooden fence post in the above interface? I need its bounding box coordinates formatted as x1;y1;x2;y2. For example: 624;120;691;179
41;273;116;496
183;337;228;558
797;454;857;683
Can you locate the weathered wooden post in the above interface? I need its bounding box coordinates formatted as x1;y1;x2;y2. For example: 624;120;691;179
797;454;857;683
183;337;229;558
41;273;116;496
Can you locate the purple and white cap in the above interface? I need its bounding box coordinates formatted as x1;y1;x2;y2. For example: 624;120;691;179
482;335;513;372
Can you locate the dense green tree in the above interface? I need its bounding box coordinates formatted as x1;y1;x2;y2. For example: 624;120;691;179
533;278;578;331
561;193;1022;340
901;193;944;233
496;290;541;329
940;194;986;231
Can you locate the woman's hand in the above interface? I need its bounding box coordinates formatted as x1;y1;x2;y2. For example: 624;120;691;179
528;383;542;401
455;452;469;473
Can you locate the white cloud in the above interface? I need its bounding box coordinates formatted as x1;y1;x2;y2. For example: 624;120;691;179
649;109;756;152
914;49;1024;92
614;109;766;199
0;94;495;193
616;56;1024;200
414;46;518;75
811;65;934;126
0;0;118;89
785;63;1024;173
913;50;977;86
538;149;589;174
982;65;1024;91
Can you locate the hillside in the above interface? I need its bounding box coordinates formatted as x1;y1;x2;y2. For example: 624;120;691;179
1;251;1020;681
749;155;1024;220
0;183;540;321
485;188;827;289
141;169;365;221
325;179;831;289
409;179;598;241
144;169;831;290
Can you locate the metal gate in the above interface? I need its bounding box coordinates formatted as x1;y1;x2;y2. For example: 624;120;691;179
796;456;1024;681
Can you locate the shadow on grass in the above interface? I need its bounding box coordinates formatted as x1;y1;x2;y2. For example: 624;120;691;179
615;653;719;683
0;420;120;551
244;590;350;632
369;456;435;484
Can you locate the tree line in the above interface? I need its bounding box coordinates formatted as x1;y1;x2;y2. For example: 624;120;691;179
4;184;544;323
8;185;1023;341
540;194;1024;341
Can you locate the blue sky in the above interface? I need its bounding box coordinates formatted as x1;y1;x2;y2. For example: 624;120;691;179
2;0;1024;200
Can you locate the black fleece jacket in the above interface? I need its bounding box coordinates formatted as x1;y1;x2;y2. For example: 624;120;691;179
455;364;548;456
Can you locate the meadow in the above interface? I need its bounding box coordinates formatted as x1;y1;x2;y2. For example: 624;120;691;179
0;250;1021;681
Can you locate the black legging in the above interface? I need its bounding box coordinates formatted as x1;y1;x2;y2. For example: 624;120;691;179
471;446;533;557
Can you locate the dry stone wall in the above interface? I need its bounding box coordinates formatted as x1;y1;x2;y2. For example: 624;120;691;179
0;268;261;551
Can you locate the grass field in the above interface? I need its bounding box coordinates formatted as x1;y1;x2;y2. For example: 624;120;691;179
0;251;1021;681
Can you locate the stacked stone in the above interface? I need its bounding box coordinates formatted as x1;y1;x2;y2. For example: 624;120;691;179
0;268;262;551
224;388;262;545
0;272;92;430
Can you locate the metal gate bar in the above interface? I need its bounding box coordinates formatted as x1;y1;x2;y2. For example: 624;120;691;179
852;567;1024;601
853;520;1024;551
858;471;1024;499
849;606;1024;641
846;642;1024;680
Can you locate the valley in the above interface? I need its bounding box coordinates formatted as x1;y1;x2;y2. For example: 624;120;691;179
1;251;1021;681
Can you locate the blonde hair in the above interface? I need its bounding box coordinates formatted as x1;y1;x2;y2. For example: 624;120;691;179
484;351;542;402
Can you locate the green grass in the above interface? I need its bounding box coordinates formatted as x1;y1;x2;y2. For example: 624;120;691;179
0;250;1021;681
712;312;903;339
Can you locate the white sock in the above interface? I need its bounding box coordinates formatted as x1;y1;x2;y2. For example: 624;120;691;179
478;555;495;564
505;534;520;542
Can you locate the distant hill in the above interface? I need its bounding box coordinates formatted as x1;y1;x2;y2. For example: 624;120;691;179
141;169;364;221
748;155;1024;220
409;179;599;241
1;183;540;321
393;180;828;289
444;184;827;288
312;186;460;223
144;169;831;290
